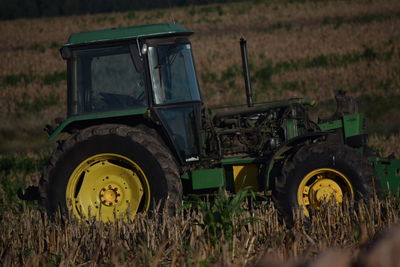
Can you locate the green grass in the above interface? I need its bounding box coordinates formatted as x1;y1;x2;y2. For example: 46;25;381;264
271;44;395;73
241;10;400;34
0;72;36;88
321;10;400;29
0;156;43;175
94;15;117;24
201;41;396;88
358;94;400;134
15;92;60;113
200;38;398;106
188;188;256;246
0;154;46;213
43;71;66;86
125;11;137;20
1;70;66;89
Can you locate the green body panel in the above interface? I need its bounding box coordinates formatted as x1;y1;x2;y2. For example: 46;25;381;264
48;108;148;141
65;23;193;46
183;158;264;191
318;119;342;131
284;119;298;139
342;114;364;138
220;156;265;165
369;157;400;196
318;114;364;138
192;168;225;190
180;172;190;180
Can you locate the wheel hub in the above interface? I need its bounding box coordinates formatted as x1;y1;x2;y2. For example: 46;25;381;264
309;179;343;204
99;184;122;207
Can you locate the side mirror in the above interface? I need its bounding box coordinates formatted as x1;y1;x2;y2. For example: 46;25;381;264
60;46;72;60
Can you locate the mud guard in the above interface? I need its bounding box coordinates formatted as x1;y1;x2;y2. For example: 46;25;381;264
264;132;331;191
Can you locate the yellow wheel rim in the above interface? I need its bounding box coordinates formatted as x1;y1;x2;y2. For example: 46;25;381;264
66;153;151;222
297;168;354;217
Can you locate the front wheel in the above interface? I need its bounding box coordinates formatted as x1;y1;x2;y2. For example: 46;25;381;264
273;142;377;225
39;124;182;222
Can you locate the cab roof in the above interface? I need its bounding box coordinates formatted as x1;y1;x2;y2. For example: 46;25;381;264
64;23;193;47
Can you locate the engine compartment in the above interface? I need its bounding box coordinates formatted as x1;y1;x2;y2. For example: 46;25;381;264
204;101;316;159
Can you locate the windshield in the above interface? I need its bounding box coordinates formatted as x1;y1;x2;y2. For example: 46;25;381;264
148;43;201;105
70;45;146;115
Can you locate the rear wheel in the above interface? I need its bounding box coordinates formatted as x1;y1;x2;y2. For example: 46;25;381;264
273;142;377;225
39;124;181;222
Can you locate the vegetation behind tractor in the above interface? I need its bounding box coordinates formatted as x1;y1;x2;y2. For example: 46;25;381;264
21;23;400;223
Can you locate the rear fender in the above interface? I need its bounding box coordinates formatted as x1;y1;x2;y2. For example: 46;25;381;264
264;132;331;191
48;108;148;141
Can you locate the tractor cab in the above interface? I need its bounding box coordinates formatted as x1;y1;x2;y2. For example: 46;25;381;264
57;23;203;164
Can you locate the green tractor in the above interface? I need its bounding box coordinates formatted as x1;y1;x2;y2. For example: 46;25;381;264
25;23;400;223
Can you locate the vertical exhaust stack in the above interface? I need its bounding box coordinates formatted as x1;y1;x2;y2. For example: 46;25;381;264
240;37;254;107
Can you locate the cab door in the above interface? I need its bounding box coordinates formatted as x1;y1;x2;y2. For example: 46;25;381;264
147;41;202;163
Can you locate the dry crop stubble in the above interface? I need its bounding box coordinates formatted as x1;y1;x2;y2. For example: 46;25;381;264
1;0;398;75
0;82;66;114
0;49;63;75
272;59;400;99
0;196;399;266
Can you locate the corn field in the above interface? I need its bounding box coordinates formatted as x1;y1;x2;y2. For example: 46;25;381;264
0;195;399;266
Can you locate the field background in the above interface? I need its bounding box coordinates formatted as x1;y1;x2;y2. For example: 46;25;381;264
0;0;400;265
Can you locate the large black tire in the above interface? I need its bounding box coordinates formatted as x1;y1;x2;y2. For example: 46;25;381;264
39;124;182;221
273;142;377;226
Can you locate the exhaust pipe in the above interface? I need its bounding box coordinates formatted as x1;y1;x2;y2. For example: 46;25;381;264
240;37;254;107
